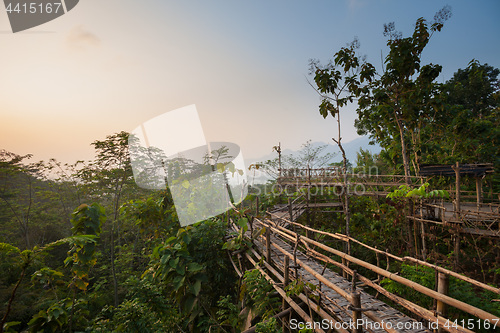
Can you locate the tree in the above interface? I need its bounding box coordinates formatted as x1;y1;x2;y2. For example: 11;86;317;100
76;131;140;307
258;140;335;179
354;148;384;175
309;38;375;253
355;7;452;182
421;60;500;167
0;150;54;248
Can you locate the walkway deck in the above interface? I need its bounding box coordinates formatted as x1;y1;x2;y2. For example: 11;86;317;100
254;233;430;332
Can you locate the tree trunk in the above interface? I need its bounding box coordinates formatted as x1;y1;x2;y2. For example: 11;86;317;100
396;116;411;185
0;266;26;333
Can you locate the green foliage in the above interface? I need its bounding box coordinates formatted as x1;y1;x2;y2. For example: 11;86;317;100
65;203;105;292
425;60;500;165
381;264;500;325
381;264;435;309
1;322;20;333
91;277;179;332
354;148;387;175
120;195;177;241
255;317;281;333
387;183;449;200
27;298;88;333
31;268;64;290
148;226;207;317
144;218;236;331
350;9;452;177
223;217;256;252
285;279;317;299
241;269;280;320
216;295;240;329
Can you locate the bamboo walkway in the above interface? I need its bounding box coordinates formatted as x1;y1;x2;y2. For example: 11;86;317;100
254;231;430;333
229;208;500;333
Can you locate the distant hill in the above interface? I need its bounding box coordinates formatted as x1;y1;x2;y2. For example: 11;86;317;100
245;136;381;184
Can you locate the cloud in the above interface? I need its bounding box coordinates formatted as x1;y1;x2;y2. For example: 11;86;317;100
66;25;100;50
348;0;367;10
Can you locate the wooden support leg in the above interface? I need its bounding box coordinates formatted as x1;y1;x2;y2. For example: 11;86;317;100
352;292;362;333
476;177;483;210
454;230;460;271
421;221;427;260
436;272;449;333
266;227;271;263
282;256;290;332
342;257;348;279
255;196;259;216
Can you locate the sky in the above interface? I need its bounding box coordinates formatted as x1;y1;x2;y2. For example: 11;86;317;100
1;0;499;165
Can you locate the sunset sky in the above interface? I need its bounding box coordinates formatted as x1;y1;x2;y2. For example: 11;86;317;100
1;0;499;165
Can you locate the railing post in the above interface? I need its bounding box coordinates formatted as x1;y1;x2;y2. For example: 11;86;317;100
351;271;362;333
255;196;259;216
352;292;362;333
342;258;348;279
476;176;483;209
375;248;381;283
452;162;461;218
455;234;460;272
288;197;293;221
282;256;290;332
436;272;449;333
266;227;271;263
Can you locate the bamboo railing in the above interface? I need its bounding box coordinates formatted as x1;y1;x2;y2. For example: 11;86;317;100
234;212;500;333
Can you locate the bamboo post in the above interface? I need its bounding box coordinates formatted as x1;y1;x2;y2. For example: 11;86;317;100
255;196;259;216
352;296;362;332
433;269;439;310
375;248;381;283
282;256;290;332
351;270;357;292
288;197;293;221
476;177;483;209
385;249;390;272
436;272;450;333
351;270;363;333
277;142;282;178
452;162;461;218
266;227;271;263
342;257;348;279
352;292;362;333
454;230;460;271
421;221;427;260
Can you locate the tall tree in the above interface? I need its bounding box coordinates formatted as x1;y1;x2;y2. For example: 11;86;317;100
422;60;500;166
309;38;375;253
355;7;451;182
76;131;139;306
0;150;47;248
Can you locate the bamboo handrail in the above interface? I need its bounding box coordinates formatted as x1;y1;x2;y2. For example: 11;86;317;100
244;251;326;333
268;212;404;262
402;256;500;295
306;247;474;333
247;246;350;333
267;212;500;292
252;220;474;332
256;218;500;323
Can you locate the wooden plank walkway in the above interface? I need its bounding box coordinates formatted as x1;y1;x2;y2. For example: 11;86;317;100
250;223;431;332
269;203;306;222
